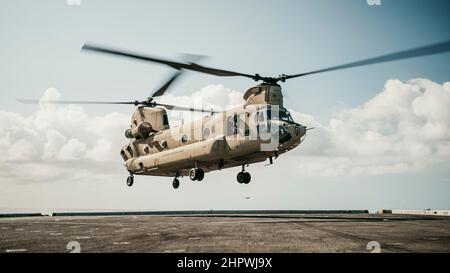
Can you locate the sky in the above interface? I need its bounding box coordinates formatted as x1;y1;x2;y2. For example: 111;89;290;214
0;0;449;213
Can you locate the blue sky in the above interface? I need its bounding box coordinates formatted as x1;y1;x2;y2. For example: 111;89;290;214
0;0;449;212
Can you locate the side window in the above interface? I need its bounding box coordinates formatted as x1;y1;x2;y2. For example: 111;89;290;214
162;114;169;126
203;128;210;139
181;134;188;143
236;114;248;137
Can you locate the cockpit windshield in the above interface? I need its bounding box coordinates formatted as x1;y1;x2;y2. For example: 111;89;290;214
279;111;294;123
263;107;295;124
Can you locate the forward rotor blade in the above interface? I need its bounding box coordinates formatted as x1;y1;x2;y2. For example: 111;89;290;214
18;99;136;105
155;102;216;113
150;71;183;98
284;40;450;80
150;54;207;98
82;43;255;79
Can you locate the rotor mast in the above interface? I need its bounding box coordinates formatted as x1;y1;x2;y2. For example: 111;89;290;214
243;83;284;107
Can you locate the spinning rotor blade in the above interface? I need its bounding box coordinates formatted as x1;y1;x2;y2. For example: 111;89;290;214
283;40;450;80
82;43;255;79
17;99;216;113
155;102;216;113
17;99;135;105
150;71;183;98
150;54;207;98
83;40;450;84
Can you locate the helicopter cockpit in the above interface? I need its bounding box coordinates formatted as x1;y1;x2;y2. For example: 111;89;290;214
251;106;306;146
262;106;295;124
279;110;294;124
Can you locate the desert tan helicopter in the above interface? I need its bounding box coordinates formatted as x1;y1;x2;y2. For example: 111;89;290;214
21;40;450;189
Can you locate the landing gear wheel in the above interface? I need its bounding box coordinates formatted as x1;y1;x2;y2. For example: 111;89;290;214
126;175;134;187
189;168;197;181
189;168;205;181
237;171;251;184
243;172;251;184
196;169;204;181
172;178;180;189
237;172;245;184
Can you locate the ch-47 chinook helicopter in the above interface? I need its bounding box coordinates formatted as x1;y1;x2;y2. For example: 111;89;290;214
20;40;450;189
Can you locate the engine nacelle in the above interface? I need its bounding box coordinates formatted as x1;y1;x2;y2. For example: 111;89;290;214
125;121;153;139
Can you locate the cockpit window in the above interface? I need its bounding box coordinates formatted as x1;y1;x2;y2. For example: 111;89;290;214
279;111;294;123
162;114;169;126
261;107;294;123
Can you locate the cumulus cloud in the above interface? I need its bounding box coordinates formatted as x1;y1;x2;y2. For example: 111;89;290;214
0;79;449;183
0;88;130;183
0;85;245;183
155;84;245;125
157;84;244;111
292;78;450;177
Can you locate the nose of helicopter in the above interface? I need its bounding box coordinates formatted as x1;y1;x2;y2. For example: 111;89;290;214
286;123;306;140
275;123;307;152
277;123;307;147
269;121;307;146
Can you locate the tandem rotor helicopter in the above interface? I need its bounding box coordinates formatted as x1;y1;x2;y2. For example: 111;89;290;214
20;40;450;189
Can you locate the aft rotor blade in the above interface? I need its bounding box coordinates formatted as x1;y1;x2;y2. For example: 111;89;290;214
18;99;137;105
18;99;218;112
155;102;216;113
82;43;255;79
284;40;450;80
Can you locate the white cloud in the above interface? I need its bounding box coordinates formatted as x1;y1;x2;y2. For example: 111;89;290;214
292;78;450;177
156;84;245;124
42;129;66;160
57;138;87;160
0;88;130;182
157;84;244;111
8;138;38;161
0;85;245;183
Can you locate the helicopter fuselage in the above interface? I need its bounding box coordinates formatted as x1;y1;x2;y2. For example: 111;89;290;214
120;84;307;178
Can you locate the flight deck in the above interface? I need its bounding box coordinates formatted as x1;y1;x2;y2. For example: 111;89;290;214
1;211;449;253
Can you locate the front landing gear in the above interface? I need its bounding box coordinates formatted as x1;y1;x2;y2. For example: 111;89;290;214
126;174;134;187
172;172;180;189
237;165;251;184
172;178;180;189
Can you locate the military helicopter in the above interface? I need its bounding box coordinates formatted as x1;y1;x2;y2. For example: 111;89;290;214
20;40;450;189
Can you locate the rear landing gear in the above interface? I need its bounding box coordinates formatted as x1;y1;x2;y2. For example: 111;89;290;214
126;174;134;187
237;165;251;184
171;172;181;189
189;168;204;181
